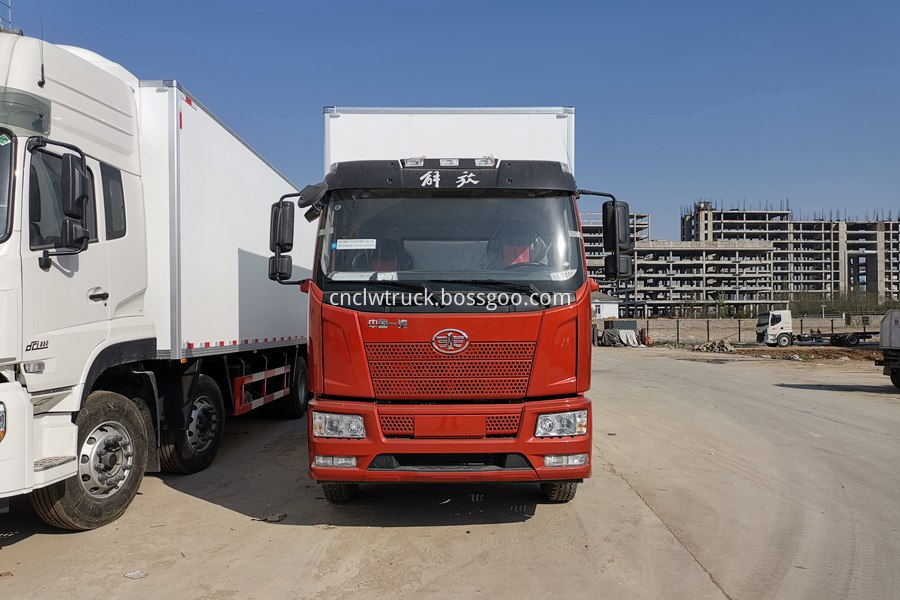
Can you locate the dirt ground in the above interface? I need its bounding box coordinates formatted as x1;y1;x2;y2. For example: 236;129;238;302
732;345;883;361
1;347;898;599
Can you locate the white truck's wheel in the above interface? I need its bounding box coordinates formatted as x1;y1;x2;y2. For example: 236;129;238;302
29;391;148;530
776;333;792;347
160;375;224;474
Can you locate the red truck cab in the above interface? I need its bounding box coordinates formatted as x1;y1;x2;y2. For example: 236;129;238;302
269;158;630;502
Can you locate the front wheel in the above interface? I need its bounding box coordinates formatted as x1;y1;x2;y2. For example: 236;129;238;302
891;369;900;391
322;482;358;503
29;391;149;530
160;375;224;474
541;482;578;502
776;334;792;348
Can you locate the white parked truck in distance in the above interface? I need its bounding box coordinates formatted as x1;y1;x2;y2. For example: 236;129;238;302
875;311;900;390
0;30;314;529
756;310;877;348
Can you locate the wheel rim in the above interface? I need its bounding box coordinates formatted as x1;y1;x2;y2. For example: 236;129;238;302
187;394;220;453
79;421;135;497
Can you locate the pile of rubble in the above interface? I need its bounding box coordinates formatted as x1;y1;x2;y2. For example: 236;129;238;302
693;339;735;353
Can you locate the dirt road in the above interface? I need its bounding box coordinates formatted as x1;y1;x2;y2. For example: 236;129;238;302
1;349;897;599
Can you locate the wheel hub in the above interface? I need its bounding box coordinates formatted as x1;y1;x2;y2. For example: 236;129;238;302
187;395;220;452
79;421;135;497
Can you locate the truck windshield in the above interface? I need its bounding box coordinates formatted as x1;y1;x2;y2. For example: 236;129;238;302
317;190;585;294
0;131;13;242
756;313;770;327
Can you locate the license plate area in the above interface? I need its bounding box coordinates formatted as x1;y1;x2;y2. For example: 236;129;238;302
413;415;486;438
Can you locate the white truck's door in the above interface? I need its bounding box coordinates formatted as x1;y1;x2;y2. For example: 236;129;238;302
19;150;110;393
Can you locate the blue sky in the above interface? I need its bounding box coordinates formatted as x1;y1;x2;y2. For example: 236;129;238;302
12;0;899;239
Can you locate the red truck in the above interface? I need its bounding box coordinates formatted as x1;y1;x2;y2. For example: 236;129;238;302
267;108;631;503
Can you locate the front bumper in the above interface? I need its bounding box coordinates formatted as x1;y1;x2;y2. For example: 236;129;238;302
308;396;592;483
0;382;32;499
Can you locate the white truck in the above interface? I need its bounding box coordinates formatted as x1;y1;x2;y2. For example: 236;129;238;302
0;30;314;529
875;311;900;390
756;310;876;348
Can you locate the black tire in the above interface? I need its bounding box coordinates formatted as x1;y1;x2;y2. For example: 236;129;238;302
776;333;792;348
845;334;860;347
322;482;358;503
160;375;224;474
277;356;309;419
891;369;900;391
29;391;149;530
541;482;578;502
591;325;599;347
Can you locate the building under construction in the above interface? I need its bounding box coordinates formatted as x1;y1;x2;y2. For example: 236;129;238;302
582;202;900;316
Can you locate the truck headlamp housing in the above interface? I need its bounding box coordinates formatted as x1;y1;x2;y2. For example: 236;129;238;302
535;410;588;437
312;412;366;438
0;402;6;443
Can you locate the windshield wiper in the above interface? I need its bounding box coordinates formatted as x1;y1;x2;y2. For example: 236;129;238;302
430;279;552;308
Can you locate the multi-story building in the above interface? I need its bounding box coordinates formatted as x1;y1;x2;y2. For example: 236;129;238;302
681;202;900;301
581;213;779;316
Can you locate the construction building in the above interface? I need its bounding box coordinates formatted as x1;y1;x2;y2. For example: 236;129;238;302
681;202;900;301
581;213;780;316
581;203;899;316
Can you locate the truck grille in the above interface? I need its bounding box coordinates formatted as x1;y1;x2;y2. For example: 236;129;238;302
365;342;535;400
378;413;522;438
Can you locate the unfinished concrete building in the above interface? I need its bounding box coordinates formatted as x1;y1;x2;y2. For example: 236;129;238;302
581;213;779;316
681;202;900;301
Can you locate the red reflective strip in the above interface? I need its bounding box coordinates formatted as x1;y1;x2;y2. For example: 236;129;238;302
204;342;210;348
243;339;249;344
179;112;182;129
187;342;194;349
185;96;193;106
232;340;237;345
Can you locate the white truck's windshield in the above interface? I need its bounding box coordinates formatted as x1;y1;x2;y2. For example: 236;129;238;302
0;131;13;242
756;313;770;327
317;190;585;291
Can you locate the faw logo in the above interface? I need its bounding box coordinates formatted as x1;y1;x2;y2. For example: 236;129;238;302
25;340;49;352
431;329;469;355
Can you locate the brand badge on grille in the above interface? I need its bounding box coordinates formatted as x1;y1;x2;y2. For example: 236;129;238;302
431;329;469;355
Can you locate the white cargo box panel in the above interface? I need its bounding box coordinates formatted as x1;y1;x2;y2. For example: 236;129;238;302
324;107;575;176
882;310;900;349
139;82;314;359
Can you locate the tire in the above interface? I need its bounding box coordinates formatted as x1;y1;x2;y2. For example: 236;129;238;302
591;325;599;347
845;334;860;347
891;369;900;391
776;333;792;348
541;482;578;502
277;356;309;419
29;391;149;530
160;375;224;474
322;482;358;503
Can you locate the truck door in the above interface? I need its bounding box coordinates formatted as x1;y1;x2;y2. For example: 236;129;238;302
19;149;110;393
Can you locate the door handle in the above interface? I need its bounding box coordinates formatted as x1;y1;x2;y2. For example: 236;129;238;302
89;292;109;302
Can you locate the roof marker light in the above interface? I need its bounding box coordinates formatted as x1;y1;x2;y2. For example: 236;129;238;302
404;157;424;167
475;156;496;167
439;158;459;167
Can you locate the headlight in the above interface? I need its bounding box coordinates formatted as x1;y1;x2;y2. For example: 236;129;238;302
0;402;5;443
535;410;588;437
312;412;366;438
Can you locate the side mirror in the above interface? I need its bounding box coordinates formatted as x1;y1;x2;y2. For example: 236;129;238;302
60;217;89;250
60;153;89;220
269;200;294;252
601;199;634;280
268;254;293;282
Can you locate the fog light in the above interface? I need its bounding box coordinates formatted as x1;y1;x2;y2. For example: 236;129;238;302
314;455;357;468
544;453;588;467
